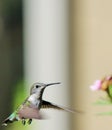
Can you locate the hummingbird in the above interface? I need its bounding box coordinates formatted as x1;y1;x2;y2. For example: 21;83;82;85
2;82;80;126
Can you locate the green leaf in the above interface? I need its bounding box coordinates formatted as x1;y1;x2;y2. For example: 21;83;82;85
97;111;112;116
93;99;112;105
108;85;112;97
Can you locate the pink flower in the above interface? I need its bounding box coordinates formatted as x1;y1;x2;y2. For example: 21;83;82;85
90;80;102;91
106;76;112;80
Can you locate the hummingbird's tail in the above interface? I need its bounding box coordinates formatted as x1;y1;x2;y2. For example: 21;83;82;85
2;112;19;126
2;118;17;126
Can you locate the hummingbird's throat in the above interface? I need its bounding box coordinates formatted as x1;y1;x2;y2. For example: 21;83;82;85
28;94;40;107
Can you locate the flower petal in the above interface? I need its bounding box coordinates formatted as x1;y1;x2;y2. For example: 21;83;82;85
90;80;101;91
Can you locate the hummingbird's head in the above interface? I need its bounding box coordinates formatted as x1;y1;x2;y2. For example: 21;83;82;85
30;82;61;95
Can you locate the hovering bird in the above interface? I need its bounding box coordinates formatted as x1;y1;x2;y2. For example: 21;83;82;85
2;82;80;126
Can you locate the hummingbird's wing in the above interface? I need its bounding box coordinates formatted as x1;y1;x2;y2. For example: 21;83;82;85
41;100;82;113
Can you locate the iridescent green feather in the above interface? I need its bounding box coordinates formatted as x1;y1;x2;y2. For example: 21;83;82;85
8;110;20;121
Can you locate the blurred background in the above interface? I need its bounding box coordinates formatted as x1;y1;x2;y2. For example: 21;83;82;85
1;0;112;130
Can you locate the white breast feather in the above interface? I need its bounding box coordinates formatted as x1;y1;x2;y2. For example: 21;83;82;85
28;94;40;106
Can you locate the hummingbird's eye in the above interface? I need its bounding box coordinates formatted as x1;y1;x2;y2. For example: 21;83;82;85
36;85;39;88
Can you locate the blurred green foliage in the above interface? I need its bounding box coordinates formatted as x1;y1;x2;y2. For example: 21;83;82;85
1;0;22;28
94;99;112;105
12;80;27;110
0;0;23;130
9;81;28;130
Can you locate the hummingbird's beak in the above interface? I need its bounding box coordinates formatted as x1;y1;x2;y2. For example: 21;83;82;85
46;82;61;87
